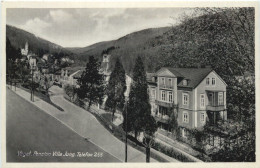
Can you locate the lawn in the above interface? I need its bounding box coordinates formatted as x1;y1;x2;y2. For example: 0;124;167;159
100;113;118;122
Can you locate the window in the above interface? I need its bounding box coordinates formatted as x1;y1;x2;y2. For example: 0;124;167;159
212;78;216;85
218;92;224;105
201;113;205;122
183;80;187;86
200;94;205;108
161;77;165;85
161;91;166;101
183;112;189;123
206;78;210;85
168;78;173;87
151;89;156;98
169;91;173;102
183;93;189;105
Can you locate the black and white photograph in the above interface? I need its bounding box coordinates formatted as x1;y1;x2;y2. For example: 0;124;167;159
1;1;259;167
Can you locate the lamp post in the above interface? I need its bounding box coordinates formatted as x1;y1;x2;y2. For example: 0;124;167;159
31;67;34;101
125;97;128;162
30;63;36;102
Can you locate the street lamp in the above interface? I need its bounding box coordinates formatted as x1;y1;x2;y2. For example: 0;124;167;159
30;67;34;102
30;61;36;102
124;97;128;162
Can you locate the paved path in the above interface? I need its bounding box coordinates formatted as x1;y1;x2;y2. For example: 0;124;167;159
6;88;120;162
10;85;174;162
49;86;158;162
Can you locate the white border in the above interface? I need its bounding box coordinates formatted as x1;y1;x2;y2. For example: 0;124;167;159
1;1;259;168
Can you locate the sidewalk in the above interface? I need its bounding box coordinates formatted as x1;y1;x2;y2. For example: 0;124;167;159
8;86;178;162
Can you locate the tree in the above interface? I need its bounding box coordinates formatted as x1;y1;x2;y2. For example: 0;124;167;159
77;56;105;109
44;75;53;95
105;57;126;122
168;106;179;138
17;59;30;84
6;37;21;85
64;84;77;101
142;115;158;162
39;74;53;95
123;56;158;139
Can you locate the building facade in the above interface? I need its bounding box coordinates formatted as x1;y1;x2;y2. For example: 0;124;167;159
147;67;227;146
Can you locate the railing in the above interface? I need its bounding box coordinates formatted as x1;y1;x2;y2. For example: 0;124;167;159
159;85;174;90
206;105;225;111
155;100;174;108
153;114;170;124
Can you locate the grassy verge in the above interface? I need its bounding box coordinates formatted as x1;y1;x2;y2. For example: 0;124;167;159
100;113;118;122
17;83;64;112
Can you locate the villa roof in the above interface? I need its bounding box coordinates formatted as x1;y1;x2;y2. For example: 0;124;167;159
164;67;213;88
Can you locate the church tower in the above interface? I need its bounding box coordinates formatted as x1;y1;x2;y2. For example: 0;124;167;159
21;42;29;56
25;42;28;54
102;54;110;72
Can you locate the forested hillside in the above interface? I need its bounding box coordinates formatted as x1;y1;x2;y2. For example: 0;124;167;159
66;27;171;71
6;25;73;58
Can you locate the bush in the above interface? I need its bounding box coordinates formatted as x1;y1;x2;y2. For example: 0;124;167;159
152;141;194;162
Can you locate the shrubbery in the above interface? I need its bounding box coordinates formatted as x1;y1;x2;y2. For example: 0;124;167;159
153;141;194;162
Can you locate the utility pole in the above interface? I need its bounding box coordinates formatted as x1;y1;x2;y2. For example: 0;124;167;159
125;98;128;162
31;65;35;102
31;68;33;101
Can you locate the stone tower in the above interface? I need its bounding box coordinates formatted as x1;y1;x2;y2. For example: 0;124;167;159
21;42;29;56
102;54;110;72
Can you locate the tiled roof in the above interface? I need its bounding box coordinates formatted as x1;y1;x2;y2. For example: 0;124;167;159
163;67;213;88
166;68;184;78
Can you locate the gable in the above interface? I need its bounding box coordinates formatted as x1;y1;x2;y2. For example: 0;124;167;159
196;71;227;89
156;68;177;77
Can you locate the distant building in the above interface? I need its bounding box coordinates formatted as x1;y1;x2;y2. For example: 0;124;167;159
124;74;133;98
100;54;112;83
42;54;52;62
21;42;29;56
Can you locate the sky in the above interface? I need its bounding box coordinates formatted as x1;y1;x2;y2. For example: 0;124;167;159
7;8;193;47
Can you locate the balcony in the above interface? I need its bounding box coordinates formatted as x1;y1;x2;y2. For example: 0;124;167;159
159;84;174;90
155;100;174;108
206;105;225;111
153;114;170;124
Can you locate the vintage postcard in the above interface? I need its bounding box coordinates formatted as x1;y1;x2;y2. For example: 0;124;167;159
1;1;259;168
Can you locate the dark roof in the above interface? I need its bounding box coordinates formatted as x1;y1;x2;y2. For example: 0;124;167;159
165;67;184;78
165;68;213;88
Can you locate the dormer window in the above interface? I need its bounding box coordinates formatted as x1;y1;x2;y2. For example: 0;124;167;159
183;79;187;86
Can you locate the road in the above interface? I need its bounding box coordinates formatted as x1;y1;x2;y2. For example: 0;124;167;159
6;88;120;162
48;86;158;162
